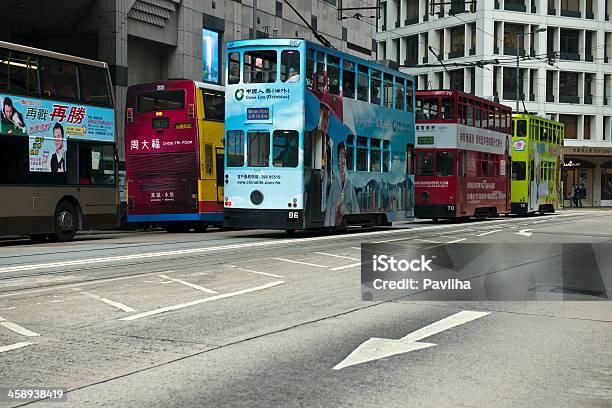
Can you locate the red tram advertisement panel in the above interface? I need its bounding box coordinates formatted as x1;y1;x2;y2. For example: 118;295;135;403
414;91;512;220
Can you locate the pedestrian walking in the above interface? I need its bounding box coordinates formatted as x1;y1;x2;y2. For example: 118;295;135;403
572;184;582;208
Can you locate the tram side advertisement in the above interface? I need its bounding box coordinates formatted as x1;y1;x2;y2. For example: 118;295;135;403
1;94;115;173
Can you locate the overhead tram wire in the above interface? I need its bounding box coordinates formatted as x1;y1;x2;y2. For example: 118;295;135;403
283;0;335;49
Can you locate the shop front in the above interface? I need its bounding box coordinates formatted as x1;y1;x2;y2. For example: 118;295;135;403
563;146;612;207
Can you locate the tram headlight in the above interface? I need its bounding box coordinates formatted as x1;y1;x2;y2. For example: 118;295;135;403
421;191;430;201
250;190;264;205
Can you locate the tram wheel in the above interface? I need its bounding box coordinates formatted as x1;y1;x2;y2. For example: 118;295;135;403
432;218;439;223
53;201;78;242
165;224;191;233
193;223;209;233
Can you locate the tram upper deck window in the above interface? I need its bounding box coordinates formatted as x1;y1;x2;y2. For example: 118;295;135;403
406;81;414;112
327;55;340;95
79;66;111;105
416;98;439;121
383;73;394;108
247;130;270;167
357;65;369;102
371;70;382;105
395;79;405;111
273;130;298;167
244;51;277;83
417;151;435;176
343;60;356;99
0;49;39;94
229;52;240;84
40;58;78;99
306;49;315;88
516;120;527;137
441;98;454;120
281;50;301;83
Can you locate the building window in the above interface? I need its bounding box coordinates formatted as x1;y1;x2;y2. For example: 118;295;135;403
558;114;577;139
311;15;318;32
449;69;464;91
559;29;580;60
503;24;524;55
405;35;418;66
276;1;282;17
559;71;579;103
449;26;465;58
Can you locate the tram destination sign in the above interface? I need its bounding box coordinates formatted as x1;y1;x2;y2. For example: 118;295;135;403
417;136;435;145
247;107;270;120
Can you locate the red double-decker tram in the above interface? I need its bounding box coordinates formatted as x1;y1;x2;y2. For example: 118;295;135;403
414;90;512;221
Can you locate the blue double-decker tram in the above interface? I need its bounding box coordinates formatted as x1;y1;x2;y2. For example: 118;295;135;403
223;39;416;231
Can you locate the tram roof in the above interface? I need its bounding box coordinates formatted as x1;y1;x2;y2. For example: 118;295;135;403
512;113;565;128
416;89;513;113
227;38;415;81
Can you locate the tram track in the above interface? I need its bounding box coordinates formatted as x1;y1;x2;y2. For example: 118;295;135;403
0;211;607;298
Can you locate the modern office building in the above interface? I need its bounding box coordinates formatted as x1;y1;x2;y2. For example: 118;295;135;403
376;0;612;206
0;0;376;160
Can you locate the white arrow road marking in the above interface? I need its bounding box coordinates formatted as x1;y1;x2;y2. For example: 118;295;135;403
0;342;33;354
0;316;40;337
515;229;534;237
333;310;490;370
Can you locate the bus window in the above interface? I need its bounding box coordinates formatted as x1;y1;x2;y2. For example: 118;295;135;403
40;58;78;99
441;98;454;120
346;135;355;170
417;151;434;176
306;49;315;88
370;69;382;105
272;130;298;167
370;139;381;172
227;130;245;167
228;52;240;84
416;98;439;120
406;80;414;112
137;90;184;112
516;120;527;137
202;89;224;121
0;50;39;94
342;60;356;98
436;151;454;176
357;65;369;102
79;66;111;105
395;78;405;111
247;130;270;167
356;136;368;171
281;50;301;83
244;50;277;83
382;140;391;172
327;55;340;95
383;73;394;108
90;144;116;184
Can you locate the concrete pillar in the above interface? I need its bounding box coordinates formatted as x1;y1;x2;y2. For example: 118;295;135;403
476;13;494;98
98;0;129;161
168;0;202;81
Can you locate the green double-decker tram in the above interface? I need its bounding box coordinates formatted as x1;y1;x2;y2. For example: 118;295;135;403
511;114;564;214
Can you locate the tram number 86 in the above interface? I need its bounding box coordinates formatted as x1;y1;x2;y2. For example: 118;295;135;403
288;211;300;220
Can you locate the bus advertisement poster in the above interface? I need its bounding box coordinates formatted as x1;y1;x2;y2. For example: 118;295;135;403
0;94;114;172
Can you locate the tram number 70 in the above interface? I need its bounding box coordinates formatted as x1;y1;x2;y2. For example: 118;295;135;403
447;205;455;212
288;211;300;221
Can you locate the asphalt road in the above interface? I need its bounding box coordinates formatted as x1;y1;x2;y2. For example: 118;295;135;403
0;209;611;407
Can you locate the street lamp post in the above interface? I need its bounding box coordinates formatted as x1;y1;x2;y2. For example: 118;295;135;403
515;27;547;112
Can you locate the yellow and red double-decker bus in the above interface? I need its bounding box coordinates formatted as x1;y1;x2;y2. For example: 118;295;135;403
125;80;224;232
